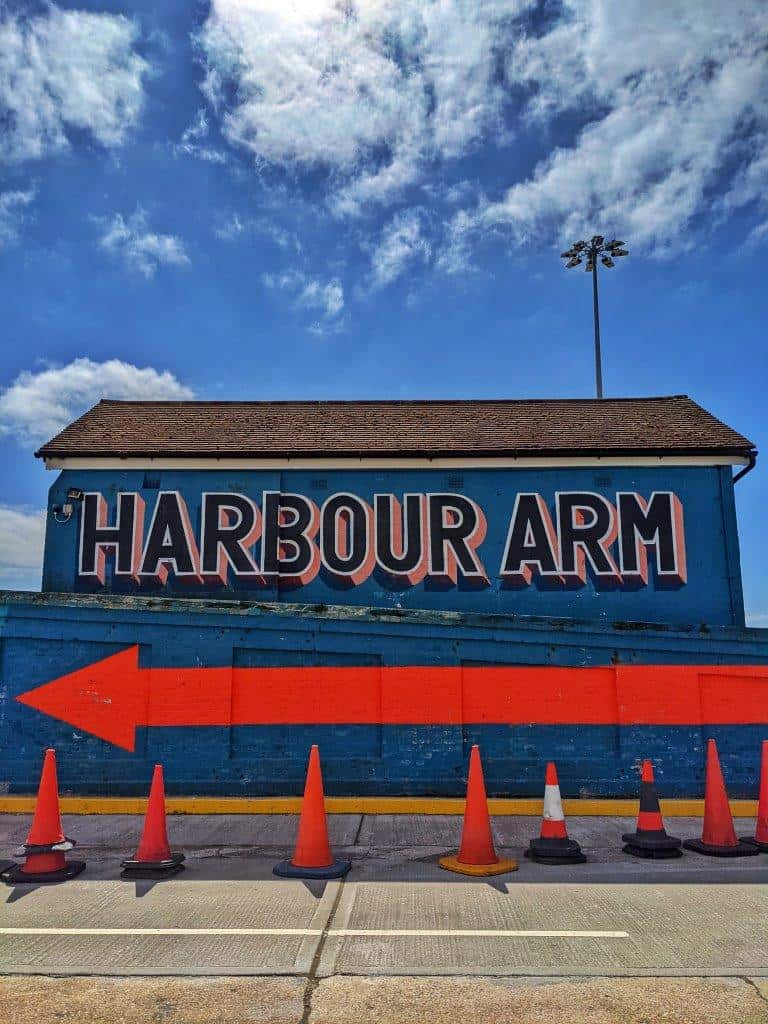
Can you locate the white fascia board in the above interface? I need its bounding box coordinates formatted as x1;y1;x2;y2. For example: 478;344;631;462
42;454;749;471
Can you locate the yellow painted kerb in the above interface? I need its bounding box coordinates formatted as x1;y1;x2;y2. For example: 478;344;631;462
0;795;758;816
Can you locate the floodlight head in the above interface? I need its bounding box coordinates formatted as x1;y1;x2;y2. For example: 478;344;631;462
566;257;581;268
601;256;615;268
573;240;587;251
585;260;595;272
613;249;629;256
591;235;604;247
608;239;625;248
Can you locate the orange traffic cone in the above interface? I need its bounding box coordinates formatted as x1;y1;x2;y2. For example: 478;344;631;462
684;739;759;857
439;745;517;876
273;745;351;879
525;762;586;865
121;765;185;879
622;759;682;859
1;749;85;884
743;740;768;852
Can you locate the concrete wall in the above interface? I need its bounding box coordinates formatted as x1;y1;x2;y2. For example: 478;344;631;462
41;464;745;628
2;592;766;798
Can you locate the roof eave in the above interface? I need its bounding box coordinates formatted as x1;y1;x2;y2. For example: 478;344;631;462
36;444;758;461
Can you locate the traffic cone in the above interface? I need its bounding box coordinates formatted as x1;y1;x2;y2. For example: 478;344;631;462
1;749;85;884
742;740;768;852
622;759;682;859
683;739;759;857
439;745;518;876
121;765;185;879
273;745;351;879
524;762;586;865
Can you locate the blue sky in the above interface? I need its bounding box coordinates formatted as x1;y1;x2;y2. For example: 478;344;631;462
0;0;766;623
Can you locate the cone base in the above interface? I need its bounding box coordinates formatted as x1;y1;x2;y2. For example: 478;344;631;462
438;854;518;876
621;831;682;853
524;837;586;865
2;859;86;885
273;859;351;879
121;852;185;879
741;836;768;852
622;843;683;859
683;838;760;858
524;850;586;865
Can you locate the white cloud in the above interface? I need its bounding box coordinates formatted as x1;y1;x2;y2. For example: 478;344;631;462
97;208;190;278
215;213;301;251
0;187;35;247
197;0;528;215
455;0;768;253
0;358;194;447
0;506;45;590
0;5;149;164
263;269;344;331
173;108;227;164
370;208;431;288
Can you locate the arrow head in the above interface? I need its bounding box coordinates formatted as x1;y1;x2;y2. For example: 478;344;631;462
17;646;146;751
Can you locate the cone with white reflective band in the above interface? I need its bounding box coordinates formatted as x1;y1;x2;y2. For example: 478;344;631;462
1;748;85;885
622;758;682;859
524;762;586;865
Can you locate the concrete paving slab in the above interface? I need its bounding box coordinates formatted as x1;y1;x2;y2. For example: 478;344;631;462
0;976;305;1023
309;976;768;1024
0;814;363;852
0;870;341;975
318;881;768;977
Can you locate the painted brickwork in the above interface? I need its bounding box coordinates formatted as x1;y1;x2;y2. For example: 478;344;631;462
42;464;744;628
2;592;766;799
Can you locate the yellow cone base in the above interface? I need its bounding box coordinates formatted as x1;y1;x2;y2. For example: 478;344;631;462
438;854;518;876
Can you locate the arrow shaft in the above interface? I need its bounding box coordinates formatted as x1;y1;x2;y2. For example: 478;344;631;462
142;664;768;728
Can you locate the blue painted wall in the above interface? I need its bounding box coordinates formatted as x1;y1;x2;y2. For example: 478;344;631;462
41;464;744;628
2;592;766;798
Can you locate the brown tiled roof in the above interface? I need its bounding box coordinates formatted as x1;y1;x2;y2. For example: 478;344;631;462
35;396;755;460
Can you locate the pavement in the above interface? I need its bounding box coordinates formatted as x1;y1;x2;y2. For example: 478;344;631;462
1;813;767;1022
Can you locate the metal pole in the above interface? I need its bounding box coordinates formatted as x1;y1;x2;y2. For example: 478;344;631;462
592;259;603;399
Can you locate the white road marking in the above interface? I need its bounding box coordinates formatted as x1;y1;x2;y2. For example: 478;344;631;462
329;929;629;938
0;927;628;939
0;928;321;937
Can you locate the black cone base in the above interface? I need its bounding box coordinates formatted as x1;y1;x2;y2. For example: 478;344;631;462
273;858;351;879
683;838;760;858
2;859;86;885
741;836;768;852
621;830;683;858
623;843;683;859
524;837;586;865
121;853;186;880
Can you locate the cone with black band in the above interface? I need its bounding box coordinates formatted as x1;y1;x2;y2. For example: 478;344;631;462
1;749;85;884
683;739;760;858
622;759;682;859
121;765;185;879
742;740;768;852
524;762;586;865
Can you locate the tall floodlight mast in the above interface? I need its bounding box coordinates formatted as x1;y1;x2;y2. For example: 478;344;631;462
560;236;629;399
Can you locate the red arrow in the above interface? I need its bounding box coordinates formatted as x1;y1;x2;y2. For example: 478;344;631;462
16;647;768;752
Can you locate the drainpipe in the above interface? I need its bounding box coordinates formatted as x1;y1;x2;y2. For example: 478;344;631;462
733;450;757;484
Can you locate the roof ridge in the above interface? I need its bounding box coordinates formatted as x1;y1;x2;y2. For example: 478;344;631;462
95;395;689;407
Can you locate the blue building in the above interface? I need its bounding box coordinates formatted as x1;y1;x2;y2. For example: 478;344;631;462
2;395;766;797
